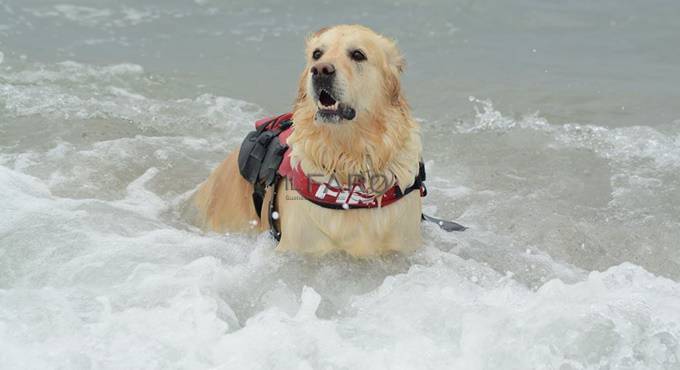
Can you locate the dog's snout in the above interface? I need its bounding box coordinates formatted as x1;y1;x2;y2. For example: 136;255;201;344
311;63;335;77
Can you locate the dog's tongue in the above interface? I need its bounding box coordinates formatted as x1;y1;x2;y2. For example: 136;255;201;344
340;105;356;120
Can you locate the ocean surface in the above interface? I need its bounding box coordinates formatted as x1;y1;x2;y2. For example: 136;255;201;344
1;0;680;369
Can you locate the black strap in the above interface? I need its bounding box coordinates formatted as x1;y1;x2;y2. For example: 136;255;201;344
252;182;266;219
421;213;467;232
268;175;282;241
409;161;427;196
257;117;277;132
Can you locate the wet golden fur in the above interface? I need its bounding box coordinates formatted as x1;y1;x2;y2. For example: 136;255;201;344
192;25;423;256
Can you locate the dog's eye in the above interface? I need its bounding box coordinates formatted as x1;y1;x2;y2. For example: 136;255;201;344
312;49;323;60
350;50;367;62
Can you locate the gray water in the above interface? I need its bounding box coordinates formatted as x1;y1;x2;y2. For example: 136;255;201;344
1;1;680;369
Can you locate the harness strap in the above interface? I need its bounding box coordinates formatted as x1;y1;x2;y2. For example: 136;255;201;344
298;167;426;211
252;182;267;219
421;213;467;231
269;175;283;241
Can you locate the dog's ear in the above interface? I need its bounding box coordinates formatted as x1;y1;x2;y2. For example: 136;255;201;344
380;36;406;74
312;26;330;39
387;48;405;75
305;26;330;46
381;37;407;106
385;69;406;107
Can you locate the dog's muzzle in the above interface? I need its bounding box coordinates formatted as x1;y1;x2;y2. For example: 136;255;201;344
311;63;356;122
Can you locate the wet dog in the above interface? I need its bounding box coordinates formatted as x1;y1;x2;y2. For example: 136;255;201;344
192;25;423;256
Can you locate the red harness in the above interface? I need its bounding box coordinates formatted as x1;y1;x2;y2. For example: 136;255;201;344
241;113;465;240
255;113;425;210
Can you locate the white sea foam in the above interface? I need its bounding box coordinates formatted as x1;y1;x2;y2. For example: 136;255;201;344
0;61;260;139
1;167;678;369
29;5;113;26
25;5;162;28
465;97;680;170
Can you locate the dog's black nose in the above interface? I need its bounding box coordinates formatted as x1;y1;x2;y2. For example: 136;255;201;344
311;63;335;77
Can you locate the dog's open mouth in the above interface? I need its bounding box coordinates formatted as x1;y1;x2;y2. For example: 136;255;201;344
318;90;337;109
315;89;356;122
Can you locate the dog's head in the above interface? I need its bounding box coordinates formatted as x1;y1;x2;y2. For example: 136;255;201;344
290;25;420;187
295;25;406;124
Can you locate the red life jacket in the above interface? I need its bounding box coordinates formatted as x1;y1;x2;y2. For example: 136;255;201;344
253;113;426;210
239;113;465;240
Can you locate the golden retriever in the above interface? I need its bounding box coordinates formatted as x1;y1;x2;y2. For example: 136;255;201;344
192;25;423;256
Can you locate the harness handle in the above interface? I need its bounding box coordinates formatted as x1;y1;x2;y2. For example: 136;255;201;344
422;213;467;232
